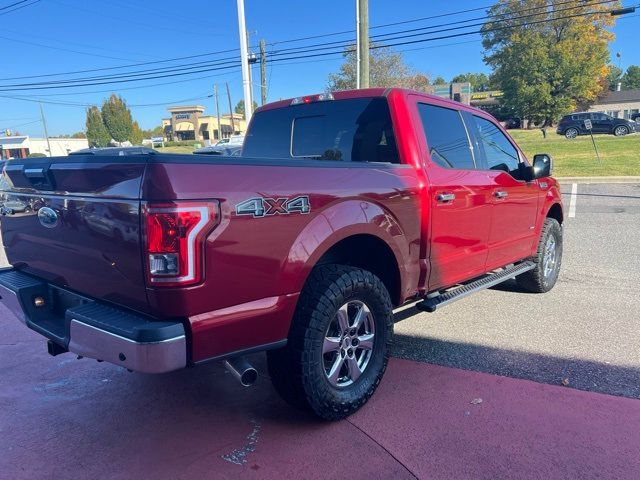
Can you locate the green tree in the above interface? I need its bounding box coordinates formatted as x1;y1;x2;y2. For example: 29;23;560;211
234;99;258;118
622;65;640;90
85;106;110;147
451;72;491;91
328;44;430;91
482;0;617;125
606;64;623;91
432;76;447;85
130;121;144;145
101;94;133;143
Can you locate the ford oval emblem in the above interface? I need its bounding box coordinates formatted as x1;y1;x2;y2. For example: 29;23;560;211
38;207;59;228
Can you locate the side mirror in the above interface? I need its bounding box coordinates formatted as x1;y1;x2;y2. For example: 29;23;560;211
532;153;552;178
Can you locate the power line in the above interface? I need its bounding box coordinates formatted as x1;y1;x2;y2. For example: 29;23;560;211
263;0;615;59
0;93;215;109
0;47;241;82
0;0;615;92
0;0;585;82
0;119;41;131
0;2;629;96
0;0;31;11
0;0;40;16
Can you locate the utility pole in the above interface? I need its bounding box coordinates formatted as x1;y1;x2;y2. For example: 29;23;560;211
39;103;52;157
259;39;267;105
246;30;255;110
236;0;253;123
357;0;369;89
356;0;360;89
226;82;235;133
214;84;222;142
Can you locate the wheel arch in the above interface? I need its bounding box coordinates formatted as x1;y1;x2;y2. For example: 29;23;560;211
546;202;564;224
282;199;418;308
314;234;402;307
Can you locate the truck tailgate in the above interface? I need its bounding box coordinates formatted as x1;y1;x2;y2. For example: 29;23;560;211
0;156;149;313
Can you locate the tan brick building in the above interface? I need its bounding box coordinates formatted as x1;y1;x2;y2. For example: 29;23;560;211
588;89;640;120
162;106;247;143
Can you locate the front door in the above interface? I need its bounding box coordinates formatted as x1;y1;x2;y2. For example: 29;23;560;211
413;99;494;290
468;114;539;269
590;112;613;133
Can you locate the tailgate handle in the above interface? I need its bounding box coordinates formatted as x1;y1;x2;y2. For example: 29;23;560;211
22;166;55;190
24;168;46;179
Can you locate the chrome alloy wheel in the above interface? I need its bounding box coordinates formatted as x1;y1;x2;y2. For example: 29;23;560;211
614;125;628;136
322;300;375;388
543;235;558;279
565;128;578;139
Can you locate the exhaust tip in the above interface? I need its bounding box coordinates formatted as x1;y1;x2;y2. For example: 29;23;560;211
239;367;258;387
224;357;258;387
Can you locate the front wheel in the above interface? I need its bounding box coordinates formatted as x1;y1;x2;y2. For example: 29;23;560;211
565;128;579;139
516;218;563;293
267;265;393;420
613;125;629;137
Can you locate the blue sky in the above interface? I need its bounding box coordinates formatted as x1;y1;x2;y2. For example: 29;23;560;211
1;0;638;136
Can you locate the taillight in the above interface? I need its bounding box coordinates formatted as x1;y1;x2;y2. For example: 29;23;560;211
143;201;219;287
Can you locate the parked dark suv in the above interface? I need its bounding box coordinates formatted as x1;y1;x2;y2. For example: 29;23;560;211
556;112;637;139
632;113;640;123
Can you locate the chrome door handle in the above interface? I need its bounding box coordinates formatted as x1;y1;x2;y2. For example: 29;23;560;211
436;193;456;203
494;191;508;199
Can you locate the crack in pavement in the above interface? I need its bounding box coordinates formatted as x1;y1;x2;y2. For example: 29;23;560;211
346;418;418;479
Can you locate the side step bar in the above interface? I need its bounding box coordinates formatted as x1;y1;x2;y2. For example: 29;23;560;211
416;261;536;313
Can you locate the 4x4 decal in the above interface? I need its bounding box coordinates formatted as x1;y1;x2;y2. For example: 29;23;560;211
235;196;311;217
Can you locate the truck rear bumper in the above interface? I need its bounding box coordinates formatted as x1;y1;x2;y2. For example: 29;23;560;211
0;268;187;374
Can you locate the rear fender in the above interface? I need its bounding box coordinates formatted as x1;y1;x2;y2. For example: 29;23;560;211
282;199;418;303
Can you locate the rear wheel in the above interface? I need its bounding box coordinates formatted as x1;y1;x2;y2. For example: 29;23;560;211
516;218;562;293
614;125;629;137
564;128;578;139
267;265;393;420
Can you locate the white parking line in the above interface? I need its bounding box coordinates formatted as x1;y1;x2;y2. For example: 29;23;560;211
568;183;578;218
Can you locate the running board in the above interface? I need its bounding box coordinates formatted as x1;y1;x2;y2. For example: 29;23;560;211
416;261;536;313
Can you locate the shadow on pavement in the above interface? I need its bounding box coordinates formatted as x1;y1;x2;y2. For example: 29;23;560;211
392;331;640;400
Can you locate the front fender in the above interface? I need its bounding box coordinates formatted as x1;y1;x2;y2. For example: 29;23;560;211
282;199;420;302
533;178;564;246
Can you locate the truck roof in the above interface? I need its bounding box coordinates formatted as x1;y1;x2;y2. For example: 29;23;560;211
255;87;490;117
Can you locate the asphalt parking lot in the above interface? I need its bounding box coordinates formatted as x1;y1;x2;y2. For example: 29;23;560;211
394;182;640;399
1;181;639;479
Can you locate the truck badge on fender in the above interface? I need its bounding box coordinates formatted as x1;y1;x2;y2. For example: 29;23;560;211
235;196;311;217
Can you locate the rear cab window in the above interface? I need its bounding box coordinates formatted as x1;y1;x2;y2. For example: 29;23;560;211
242;97;400;164
416;103;476;170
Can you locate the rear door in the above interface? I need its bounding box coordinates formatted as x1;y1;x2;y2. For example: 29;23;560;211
412;99;494;290
0;156;149;312
590;112;613;133
467;114;539;269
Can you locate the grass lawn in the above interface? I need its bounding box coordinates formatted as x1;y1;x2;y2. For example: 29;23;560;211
155;145;196;154
153;130;639;177
508;129;640;177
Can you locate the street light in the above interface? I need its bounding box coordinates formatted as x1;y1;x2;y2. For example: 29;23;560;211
610;6;636;16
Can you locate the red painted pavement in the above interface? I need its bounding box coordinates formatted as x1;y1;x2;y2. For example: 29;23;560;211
1;305;639;479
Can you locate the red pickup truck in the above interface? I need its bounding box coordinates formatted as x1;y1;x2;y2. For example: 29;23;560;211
0;88;563;420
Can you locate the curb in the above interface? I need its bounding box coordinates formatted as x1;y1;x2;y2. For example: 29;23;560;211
556;176;640;184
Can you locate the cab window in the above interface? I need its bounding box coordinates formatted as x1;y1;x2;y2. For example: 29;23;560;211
472;115;522;179
417;103;475;169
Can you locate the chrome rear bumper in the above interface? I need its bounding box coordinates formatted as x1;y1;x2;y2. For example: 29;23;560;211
0;268;187;374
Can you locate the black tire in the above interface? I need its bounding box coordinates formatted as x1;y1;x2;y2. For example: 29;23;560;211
516;218;562;293
613;125;629;137
565;128;579;139
267;264;393;420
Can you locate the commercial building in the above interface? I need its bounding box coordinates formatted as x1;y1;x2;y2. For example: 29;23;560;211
587;89;640;119
426;82;472;105
0;136;89;159
162;106;247;142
